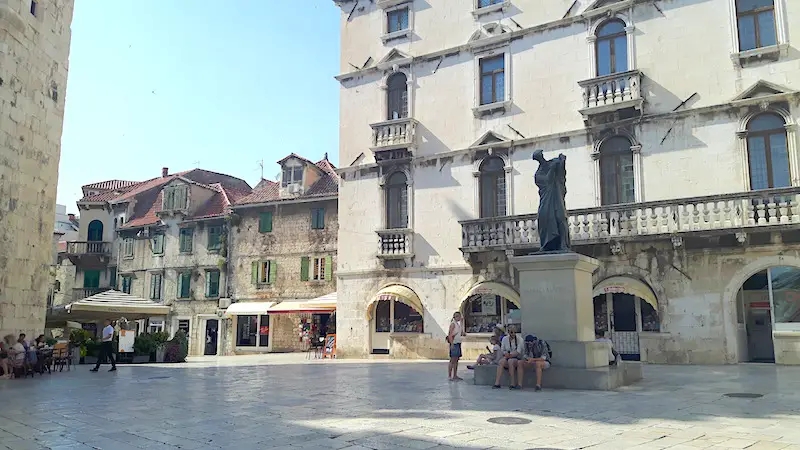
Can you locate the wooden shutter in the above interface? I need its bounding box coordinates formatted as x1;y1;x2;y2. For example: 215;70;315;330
205;273;211;296
325;256;332;281
251;261;258;284
268;260;277;284
318;208;325;229
300;256;310;281
259;212;273;233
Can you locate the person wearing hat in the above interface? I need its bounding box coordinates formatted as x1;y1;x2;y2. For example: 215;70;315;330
519;334;551;391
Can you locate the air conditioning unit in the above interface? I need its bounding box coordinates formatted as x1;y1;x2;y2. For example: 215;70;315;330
288;183;301;194
218;298;231;309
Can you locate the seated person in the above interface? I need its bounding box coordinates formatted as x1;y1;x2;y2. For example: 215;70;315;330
493;328;524;389
519;334;551;391
0;336;11;379
467;336;500;369
595;331;619;366
34;335;47;349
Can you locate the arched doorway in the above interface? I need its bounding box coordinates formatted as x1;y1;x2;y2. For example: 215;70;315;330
460;281;521;334
367;285;424;355
736;266;800;363
593;276;659;361
87;220;103;242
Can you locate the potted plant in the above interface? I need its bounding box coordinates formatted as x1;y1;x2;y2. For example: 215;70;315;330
69;329;91;364
164;330;189;363
151;331;170;362
83;339;100;365
132;333;155;363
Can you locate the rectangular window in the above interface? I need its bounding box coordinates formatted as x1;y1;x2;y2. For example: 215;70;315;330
148;319;164;334
206;271;220;298
207;225;222;252
311;208;325;230
150;273;162;300
480;55;505;105
177;319;190;338
152;234;164;255
259;212;273;233
237;315;257;346
177;272;191;299
281;165;304;187
312;257;325;281
124;238;134;258
30;0;37;16
121;276;132;295
736;0;777;51
179;228;193;253
387;7;409;33
253;260;276;285
163;185;188;210
478;0;503;7
393;301;424;333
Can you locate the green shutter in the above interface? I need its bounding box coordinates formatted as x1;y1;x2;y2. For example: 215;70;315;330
318;208;325;229
268;260;277;284
325;256;332;281
251;261;258;284
259;212;273;233
300;257;310;281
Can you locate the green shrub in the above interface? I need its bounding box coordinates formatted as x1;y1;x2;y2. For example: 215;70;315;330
151;331;170;349
164;330;189;363
133;333;157;355
69;329;92;347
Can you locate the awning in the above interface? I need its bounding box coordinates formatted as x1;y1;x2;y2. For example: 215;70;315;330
226;301;275;315
51;290;171;321
366;285;424;320
268;293;337;314
593;276;658;310
464;281;521;308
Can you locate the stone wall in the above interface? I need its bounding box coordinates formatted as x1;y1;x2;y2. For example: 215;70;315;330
0;0;74;337
269;314;304;353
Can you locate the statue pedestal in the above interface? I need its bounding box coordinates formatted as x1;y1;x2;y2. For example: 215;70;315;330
502;252;641;389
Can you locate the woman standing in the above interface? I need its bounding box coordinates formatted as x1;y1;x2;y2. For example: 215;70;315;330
447;311;466;381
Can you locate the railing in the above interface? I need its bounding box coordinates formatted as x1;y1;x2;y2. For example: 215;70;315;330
73;287;111;301
579;70;642;112
65;241;112;255
370;118;417;149
377;229;414;258
461;187;800;251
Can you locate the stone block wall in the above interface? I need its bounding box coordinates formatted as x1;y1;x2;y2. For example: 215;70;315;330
269;314;305;352
0;0;74;337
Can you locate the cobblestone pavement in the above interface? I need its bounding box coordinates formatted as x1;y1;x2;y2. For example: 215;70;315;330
1;357;800;450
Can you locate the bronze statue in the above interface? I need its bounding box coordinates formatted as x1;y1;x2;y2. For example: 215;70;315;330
533;149;570;252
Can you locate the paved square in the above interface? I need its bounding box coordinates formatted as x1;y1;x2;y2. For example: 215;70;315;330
1;355;799;449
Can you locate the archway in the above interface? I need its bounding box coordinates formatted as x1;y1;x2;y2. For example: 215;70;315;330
592;276;659;361
460;281;521;334
366;285;424;354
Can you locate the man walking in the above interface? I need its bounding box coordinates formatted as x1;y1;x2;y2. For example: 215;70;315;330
91;320;116;372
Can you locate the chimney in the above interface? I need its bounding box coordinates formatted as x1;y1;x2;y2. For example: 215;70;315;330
162;167;169;177
323;152;328;160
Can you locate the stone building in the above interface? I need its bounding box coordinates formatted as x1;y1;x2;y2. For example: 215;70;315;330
333;0;800;364
0;0;74;336
225;154;338;355
64;168;251;355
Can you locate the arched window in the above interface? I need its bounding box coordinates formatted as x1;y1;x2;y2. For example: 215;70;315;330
596;19;628;76
736;0;777;51
385;172;408;229
599;136;635;205
87;220;104;242
747;113;789;190
387;72;408;120
463;294;520;334
479;157;506;218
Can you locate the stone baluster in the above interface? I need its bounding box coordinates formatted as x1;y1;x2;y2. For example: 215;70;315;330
756;201;767;225
722;201;733;228
701;203;712;230
712;202;721;228
582;214;590;239
779;199;789;224
691;203;701;230
768;200;778;224
614;78;623;103
792;195;800;223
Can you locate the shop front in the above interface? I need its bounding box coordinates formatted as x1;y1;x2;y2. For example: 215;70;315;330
267;294;337;352
226;302;274;353
367;285;424;355
592;277;660;361
459;282;521;359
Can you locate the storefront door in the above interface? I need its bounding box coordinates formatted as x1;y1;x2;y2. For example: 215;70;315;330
747;306;775;362
204;319;219;356
371;300;391;354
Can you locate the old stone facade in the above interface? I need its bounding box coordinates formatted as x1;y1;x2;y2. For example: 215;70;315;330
333;0;800;363
0;0;74;337
225;154;338;355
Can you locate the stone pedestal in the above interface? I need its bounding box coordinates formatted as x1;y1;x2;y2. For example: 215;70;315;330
475;252;641;389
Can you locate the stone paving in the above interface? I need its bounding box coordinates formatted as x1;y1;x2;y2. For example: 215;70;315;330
1;356;800;450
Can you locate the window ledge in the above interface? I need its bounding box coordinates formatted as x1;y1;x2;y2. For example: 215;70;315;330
472;1;510;17
472;100;512;118
377;0;411;8
179;251;193;255
732;44;788;66
256;283;274;289
381;28;412;43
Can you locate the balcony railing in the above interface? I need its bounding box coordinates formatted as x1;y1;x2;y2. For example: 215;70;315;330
377;229;414;258
370;118;418;150
65;241;112;255
579;70;642;116
73;287;111;301
461;187;800;252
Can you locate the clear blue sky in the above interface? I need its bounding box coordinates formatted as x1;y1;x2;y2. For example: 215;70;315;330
58;1;341;208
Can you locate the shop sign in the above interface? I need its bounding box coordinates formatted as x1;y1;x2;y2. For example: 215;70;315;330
259;326;269;335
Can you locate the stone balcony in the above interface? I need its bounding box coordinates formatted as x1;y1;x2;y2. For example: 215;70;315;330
64;241;113;268
578;70;643;117
377;229;414;259
370;118;418;152
460;187;800;254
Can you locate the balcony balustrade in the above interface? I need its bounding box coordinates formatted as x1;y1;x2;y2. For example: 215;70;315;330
370;118;418;150
579;70;643;116
377;229;414;258
65;241;112;255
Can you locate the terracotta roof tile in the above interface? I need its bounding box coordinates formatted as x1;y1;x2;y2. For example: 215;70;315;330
81;180;140;191
235;158;338;206
123;189;163;229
